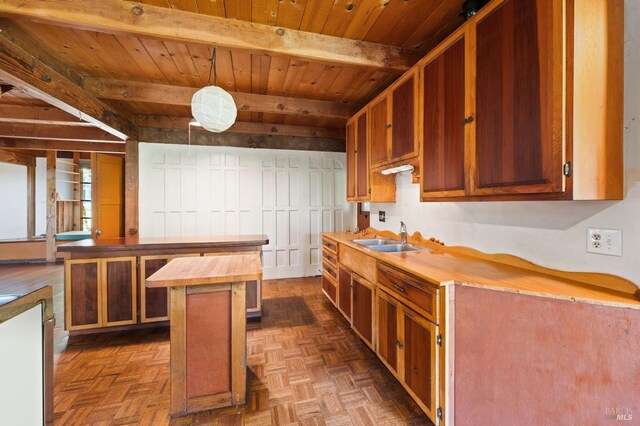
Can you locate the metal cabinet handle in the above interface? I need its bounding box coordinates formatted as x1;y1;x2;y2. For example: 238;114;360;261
396;339;404;349
392;283;406;293
95;229;102;238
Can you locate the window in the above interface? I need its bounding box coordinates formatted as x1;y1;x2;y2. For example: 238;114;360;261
80;168;92;231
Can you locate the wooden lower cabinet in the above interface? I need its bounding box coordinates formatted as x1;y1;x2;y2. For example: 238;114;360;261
321;273;337;306
65;257;137;331
376;288;439;423
351;274;375;350
337;266;352;321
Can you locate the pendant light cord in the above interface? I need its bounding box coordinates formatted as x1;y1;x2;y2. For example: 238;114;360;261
207;46;217;86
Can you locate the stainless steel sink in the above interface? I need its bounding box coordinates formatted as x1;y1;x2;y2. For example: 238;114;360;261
353;238;399;247
368;244;422;253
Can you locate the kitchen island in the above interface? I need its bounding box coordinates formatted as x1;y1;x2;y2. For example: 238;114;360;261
57;235;268;333
322;229;640;425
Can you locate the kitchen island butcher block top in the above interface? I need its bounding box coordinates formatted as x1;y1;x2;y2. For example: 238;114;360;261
146;254;262;288
323;230;640;309
57;235;269;254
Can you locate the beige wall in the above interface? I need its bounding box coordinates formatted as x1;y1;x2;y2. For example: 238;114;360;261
369;0;640;285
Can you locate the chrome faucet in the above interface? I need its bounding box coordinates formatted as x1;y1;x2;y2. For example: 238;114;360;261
399;221;407;245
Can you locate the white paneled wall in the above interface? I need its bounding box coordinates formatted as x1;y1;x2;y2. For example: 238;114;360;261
139;143;354;279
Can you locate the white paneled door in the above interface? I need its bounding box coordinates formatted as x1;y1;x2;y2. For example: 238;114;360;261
139;144;354;279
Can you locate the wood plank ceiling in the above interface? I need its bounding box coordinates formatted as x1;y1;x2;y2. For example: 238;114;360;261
0;0;466;149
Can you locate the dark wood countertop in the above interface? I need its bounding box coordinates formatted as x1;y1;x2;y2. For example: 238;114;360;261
57;235;269;252
323;231;640;309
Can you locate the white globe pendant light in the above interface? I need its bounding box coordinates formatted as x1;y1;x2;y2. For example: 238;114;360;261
191;47;237;133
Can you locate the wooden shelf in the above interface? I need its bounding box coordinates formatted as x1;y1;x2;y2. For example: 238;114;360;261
56;159;77;167
56;170;80;176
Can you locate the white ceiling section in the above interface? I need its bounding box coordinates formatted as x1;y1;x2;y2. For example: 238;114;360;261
138;143;355;279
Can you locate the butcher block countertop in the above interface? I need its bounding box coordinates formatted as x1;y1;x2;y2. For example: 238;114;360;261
146;253;263;288
57;235;269;252
323;231;640;309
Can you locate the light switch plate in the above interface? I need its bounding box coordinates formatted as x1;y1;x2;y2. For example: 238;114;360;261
587;228;622;256
379;211;386;222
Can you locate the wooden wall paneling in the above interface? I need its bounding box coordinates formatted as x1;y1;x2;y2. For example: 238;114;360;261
472;0;564;195
0;123;122;142
0;148;35;166
46;151;57;262
403;0;465;50
139;38;187;86
115;35;169;83
27;161;36;238
125;140;139;237
342;0;388;40
102;257;137;326
420;33;466;198
251;0;279;25
164;41;202;87
194;0;225;16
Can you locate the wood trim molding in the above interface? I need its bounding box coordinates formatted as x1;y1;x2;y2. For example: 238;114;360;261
0;0;418;72
139;127;345;152
0;138;126;154
136;115;345;139
363;227;640;300
124;140;139;237
0;104;88;124
0;123;122;142
0;20;135;140
85;77;360;119
45;151;57;262
0;148;35;166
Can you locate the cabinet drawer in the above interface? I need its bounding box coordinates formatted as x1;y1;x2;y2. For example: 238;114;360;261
322;273;337;305
322;237;338;254
322;249;337;266
377;264;438;323
323;261;338;281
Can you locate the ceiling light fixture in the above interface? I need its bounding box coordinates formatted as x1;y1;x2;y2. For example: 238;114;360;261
191;46;237;133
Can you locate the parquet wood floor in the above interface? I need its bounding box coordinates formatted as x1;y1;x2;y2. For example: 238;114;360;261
0;264;432;425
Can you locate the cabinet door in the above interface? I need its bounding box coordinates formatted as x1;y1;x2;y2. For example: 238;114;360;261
337;266;352;321
376;290;400;377
351;274;374;350
369;95;390;169
390;70;419;162
65;259;101;330
346;120;357;200
140;256;170;323
355;111;369;199
401;307;437;420
103;257;137;326
421;34;466;198
473;0;563;195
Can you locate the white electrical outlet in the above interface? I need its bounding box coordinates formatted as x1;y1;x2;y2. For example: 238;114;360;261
587;228;622;256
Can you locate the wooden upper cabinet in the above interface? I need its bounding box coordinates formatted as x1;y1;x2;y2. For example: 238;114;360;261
346;120;356;200
369;95;390;169
420;33;466;199
472;0;564;195
356;111;369;199
390;70;419;163
346;108;395;203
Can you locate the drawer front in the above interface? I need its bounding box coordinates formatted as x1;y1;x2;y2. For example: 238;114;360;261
377;264;437;323
339;244;377;284
322;237;338;254
322;249;337;266
322;273;337;305
323;260;338;281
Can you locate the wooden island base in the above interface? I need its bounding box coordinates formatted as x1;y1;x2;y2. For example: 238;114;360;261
146;254;262;418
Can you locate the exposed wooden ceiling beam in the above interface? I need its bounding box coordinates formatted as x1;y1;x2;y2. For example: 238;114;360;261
0;0;418;73
140;127;345;153
0;104;93;125
0;148;35;166
85;78;360;119
0;137;125;153
136;115;345;139
0;123;122;142
0;20;136;140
